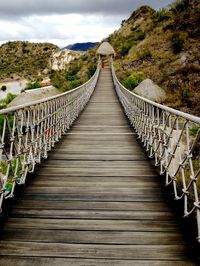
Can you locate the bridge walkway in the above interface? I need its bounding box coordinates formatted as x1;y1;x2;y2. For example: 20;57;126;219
0;68;195;265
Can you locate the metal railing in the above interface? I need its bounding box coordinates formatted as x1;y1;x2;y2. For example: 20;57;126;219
112;64;200;241
0;65;100;210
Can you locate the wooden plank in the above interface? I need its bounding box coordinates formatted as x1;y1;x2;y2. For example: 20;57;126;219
0;257;195;266
47;154;146;161
20;195;166;201
47;154;147;160
31;176;159;183
24;187;163;196
40;161;152;168
54;148;144;153
60;134;139;140
0;242;188;260
11;209;173;220
1;229;184;245
20;191;167;201
5;218;179;231
36;168;155;176
14;200;169;211
26;181;160;188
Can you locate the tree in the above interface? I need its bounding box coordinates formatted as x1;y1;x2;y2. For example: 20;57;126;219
1;85;7;91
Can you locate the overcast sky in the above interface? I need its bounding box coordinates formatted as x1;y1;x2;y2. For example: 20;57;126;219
0;0;174;47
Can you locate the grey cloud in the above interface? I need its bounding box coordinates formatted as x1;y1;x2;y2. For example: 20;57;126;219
0;0;174;47
0;0;173;18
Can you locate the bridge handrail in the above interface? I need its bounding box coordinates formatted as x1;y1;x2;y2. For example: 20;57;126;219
0;64;100;210
0;68;99;115
111;64;200;242
112;69;200;124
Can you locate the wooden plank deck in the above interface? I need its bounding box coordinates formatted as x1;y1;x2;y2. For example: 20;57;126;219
0;68;196;265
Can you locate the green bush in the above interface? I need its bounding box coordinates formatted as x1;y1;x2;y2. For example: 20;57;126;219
65;70;77;81
123;72;145;90
25;81;42;90
0;102;7;110
88;63;97;78
182;87;190;97
190;126;199;136
171;33;184;53
136;48;152;60
155;8;171;22
171;0;190;13
69;79;82;89
81;54;88;61
4;93;17;104
0;115;4;131
132;31;146;41
120;44;132;57
1;85;7;91
68;61;81;76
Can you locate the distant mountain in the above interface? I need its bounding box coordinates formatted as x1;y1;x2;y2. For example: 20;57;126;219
65;42;99;51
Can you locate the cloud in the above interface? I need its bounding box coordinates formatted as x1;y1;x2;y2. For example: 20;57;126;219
0;0;174;47
0;14;120;47
0;0;173;18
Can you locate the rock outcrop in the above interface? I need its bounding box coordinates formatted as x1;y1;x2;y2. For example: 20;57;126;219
51;50;83;71
133;79;166;103
8;86;60;107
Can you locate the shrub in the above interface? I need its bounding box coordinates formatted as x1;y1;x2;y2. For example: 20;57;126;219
136;47;152;60
171;33;184;53
123;72;145;91
1;85;7;91
0;102;7;110
133;31;146;41
155;8;171;22
69;79;82;89
88;63;97;78
120;44;132;57
121;19;126;26
68;61;81;75
5;93;17;104
25;81;42;90
188;28;200;39
190;126;200;136
65;70;77;81
81;54;88;61
0;115;4;131
182;87;190;97
171;0;190;13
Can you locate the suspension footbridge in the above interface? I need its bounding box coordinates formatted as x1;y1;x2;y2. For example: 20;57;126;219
0;60;199;265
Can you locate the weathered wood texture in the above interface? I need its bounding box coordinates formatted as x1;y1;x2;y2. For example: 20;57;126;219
0;68;196;265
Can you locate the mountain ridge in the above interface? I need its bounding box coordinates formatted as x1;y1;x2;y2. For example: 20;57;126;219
64;42;99;51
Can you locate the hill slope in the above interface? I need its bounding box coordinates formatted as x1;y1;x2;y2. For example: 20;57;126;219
108;1;200;115
58;0;199;115
0;42;59;82
0;41;85;83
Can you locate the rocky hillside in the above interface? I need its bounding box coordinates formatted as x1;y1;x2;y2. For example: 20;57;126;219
58;0;199;115
0;41;59;82
51;49;83;71
108;0;200;115
0;41;83;83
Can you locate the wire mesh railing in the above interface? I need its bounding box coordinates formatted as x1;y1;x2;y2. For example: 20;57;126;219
112;64;200;242
0;65;100;211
